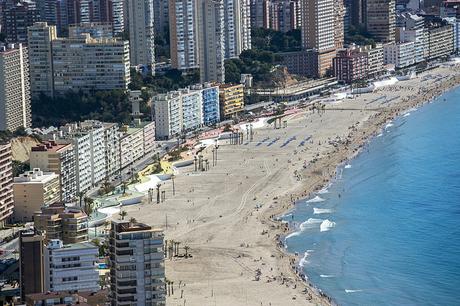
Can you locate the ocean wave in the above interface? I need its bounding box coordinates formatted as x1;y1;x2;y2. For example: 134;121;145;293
299;250;314;267
320;274;335;278
313;208;333;215
300;218;323;230
285;231;301;240
385;122;394;129
344;164;352;169
345;289;363;293
377;133;383;137
317;187;329;194
306;195;326;203
403;112;411;117
320;219;336;232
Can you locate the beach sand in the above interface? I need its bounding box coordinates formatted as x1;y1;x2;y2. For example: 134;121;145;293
122;65;460;306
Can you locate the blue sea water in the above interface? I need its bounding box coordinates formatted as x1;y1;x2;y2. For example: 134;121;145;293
285;87;460;306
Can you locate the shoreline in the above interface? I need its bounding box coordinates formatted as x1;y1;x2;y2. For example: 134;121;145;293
264;71;460;305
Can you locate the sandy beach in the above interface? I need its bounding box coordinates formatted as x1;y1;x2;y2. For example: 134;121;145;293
121;65;460;306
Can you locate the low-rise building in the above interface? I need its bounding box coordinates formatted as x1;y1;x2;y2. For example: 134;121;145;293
44;239;99;293
109;220;165;305
219;84;244;119
333;48;368;83
13;169;60;222
34;205;89;244
154;83;220;139
384;41;416;68
25;292;86;306
30;141;77;203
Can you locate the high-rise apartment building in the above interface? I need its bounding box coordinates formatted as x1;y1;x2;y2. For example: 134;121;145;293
0;0;39;43
396;13;425;63
169;0;199;70
266;0;302;32
0;43;31;131
34;205;89;244
223;0;252;59
154;0;169;36
334;0;345;49
112;0;125;34
109;220;166;306
44;239;99;293
30;141;77;203
58;124;106;193
19;228;46;301
0;142;13;225
27;22;130;96
250;0;269;29
36;0;69;35
225;0;252;58
197;0;225;83
366;0;396;42
301;0;337;77
13;168;60;222
128;0;155;72
27;22;57;98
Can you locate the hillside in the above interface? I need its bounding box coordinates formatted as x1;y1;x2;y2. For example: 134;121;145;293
11;136;40;162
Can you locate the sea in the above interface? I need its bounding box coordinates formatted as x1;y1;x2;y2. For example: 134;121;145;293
284;87;460;306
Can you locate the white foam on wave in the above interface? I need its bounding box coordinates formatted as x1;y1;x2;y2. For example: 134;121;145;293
345;289;363;293
403;112;411;117
320;274;335;278
377;133;383;137
299;250;314;267
317;187;329;194
320;219;336;232
313;208;333;215
300;218;323;230
344;164;352;169
285;231;301;240
385;122;394;129
306;195;326;203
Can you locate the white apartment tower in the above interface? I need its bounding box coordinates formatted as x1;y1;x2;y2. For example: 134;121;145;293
223;0;252;59
169;0;199;70
109;220;166;305
27;22;57;98
0;43;31;131
128;0;156;72
301;0;337;77
197;0;225;83
44;239;99;293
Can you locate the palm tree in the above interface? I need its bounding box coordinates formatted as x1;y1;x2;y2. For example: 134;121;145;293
77;191;85;208
83;197;94;215
121;181;128;195
171;174;175;195
156;183;161;204
119;210;127;220
129;217;137;224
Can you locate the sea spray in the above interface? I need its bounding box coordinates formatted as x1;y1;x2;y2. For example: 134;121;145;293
320;220;336;232
313;208;333;215
306;196;325;203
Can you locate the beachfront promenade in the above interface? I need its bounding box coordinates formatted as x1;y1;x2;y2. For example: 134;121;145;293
116;65;460;306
